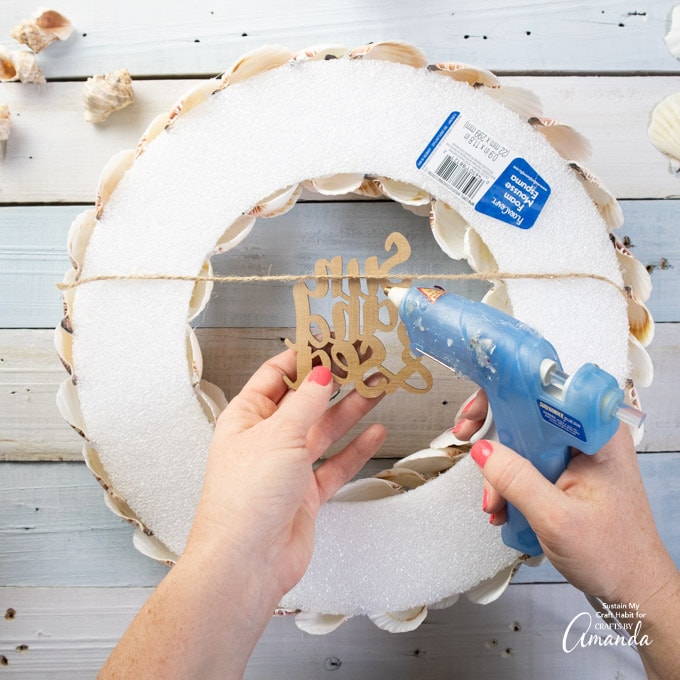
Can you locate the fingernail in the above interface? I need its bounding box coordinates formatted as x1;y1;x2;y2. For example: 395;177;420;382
489;513;496;524
470;439;493;468
482;488;489;512
308;366;333;386
452;420;464;435
462;396;476;416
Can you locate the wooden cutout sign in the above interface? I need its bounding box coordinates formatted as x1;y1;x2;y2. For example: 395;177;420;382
284;232;433;397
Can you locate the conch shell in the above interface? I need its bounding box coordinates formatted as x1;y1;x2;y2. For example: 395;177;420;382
0;46;46;84
0;104;9;142
83;68;135;123
11;8;73;53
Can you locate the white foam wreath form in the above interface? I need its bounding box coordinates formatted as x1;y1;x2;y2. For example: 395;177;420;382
57;45;652;633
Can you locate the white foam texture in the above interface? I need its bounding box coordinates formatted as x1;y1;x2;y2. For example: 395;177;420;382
72;57;628;615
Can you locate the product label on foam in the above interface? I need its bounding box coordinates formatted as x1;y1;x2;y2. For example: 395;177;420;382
537;400;587;442
417;112;550;229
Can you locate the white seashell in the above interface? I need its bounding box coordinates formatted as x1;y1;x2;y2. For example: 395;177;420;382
464;228;498;273
353;178;383;198
198;380;228;416
628;333;654;389
54;320;73;375
219;45;293;89
486;86;542;119
612;235;652;302
368;606;428;633
66;208;97;271
648;92;680;169
394;447;465;475
165;79;218;129
136;112;172;157
11;8;73;53
307;173;365;196
0;47;45;84
482;282;512;315
186;326;203;387
378;177;430;205
56;378;87;438
624;287;655;347
428;593;460;610
430;199;468;260
428;62;500;88
292;45;347;62
375;467;427;489
132;528;178;565
95;149;136;217
60;267;77;320
465;560;521;605
83;68;134;123
400;202;431;217
664;6;680;59
212;214;256;254
248;184;301;218
349;41;428;68
0;104;10;141
196;381;225;425
294;611;349;634
187;260;213;321
330;477;402;502
529;117;592;163
569;162;624;229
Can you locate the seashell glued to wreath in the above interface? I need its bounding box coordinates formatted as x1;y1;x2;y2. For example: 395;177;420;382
664;5;680;60
83;68;135;123
648;91;680;173
11;8;73;53
0;46;46;84
57;42;654;634
0;104;9;142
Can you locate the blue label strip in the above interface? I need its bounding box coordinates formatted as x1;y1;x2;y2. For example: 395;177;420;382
416;111;460;169
537;400;587;442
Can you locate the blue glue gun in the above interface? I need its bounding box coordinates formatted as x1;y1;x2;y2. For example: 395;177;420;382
388;285;645;557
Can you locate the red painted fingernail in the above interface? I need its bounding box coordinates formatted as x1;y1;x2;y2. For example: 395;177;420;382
462;397;476;416
482;488;489;512
452;420;464;435
470;439;493;468
489;513;497;524
307;366;333;386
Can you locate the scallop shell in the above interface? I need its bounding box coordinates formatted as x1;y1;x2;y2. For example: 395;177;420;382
569;162;624;229
464;228;498;273
248;184;301;218
292;45;347;62
0;47;46;84
482;282;512;315
428;62;500;88
628;333;654;389
625;287;655;347
66;208;97;272
11;8;73;52
648;92;680;169
529;117;592;163
56;378;87;439
368;606;428;633
136;112;172;157
429;593;460;610
132;528;179;565
374;467;427;489
465;561;521;605
664;5;680;59
353;178;383;198
218;45;293;89
83;68;134;123
430;199;468;260
378;177;430;205
0;104;9;141
349;41;428;68
393;448;465;475
212;215;256;254
294;612;349;634
95;149;136;217
486;86;542;119
612;235;652;302
187;260;214;321
307;173;365;195
54;321;73;375
330;477;402;502
165;79;217;129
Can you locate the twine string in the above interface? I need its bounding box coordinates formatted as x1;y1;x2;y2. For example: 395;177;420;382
56;271;625;294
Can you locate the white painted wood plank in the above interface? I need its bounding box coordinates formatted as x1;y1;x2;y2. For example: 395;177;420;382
1;323;678;461
2;76;680;203
0;0;676;79
0;584;647;679
0;455;677;587
1;200;677;330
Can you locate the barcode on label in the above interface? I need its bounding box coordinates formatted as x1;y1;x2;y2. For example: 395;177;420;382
434;154;484;199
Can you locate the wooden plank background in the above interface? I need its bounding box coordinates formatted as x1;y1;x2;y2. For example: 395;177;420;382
1;1;678;677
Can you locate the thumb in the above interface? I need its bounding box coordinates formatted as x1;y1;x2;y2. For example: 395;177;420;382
272;365;334;437
470;439;562;528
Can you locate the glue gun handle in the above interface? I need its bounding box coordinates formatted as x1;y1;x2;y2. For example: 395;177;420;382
499;443;571;557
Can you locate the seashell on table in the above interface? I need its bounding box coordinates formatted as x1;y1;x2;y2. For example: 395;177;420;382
57;42;653;634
